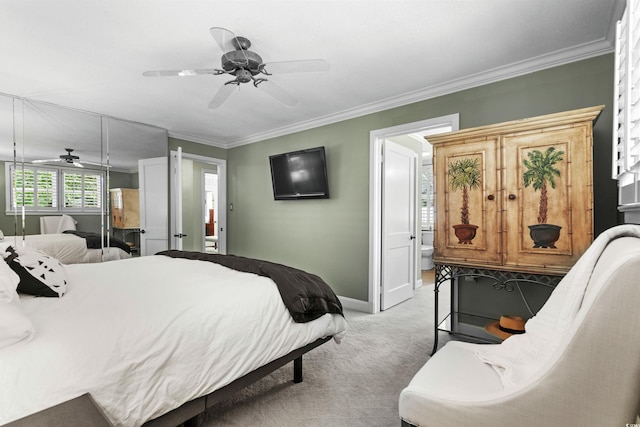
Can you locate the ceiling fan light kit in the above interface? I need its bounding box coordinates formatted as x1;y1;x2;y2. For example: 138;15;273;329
142;27;329;109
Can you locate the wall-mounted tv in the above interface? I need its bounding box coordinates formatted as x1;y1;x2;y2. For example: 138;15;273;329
269;146;330;200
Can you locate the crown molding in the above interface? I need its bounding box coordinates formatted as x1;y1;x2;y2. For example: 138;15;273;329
222;37;614;149
168;130;229;148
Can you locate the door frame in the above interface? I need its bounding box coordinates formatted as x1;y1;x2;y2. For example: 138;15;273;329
368;114;459;313
170;150;227;254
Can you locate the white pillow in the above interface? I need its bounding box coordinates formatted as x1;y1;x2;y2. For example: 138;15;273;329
0;252;20;303
0;297;35;349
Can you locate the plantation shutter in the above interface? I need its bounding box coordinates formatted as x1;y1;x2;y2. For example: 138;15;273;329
614;0;640;205
63;171;102;210
11;165;58;210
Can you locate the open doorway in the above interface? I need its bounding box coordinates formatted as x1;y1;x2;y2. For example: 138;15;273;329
203;169;218;253
368;114;459;313
170;150;227;254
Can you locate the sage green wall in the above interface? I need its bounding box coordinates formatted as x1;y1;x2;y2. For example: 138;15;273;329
227;54;618;302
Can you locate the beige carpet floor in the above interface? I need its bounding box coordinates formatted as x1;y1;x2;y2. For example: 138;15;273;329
194;282;435;427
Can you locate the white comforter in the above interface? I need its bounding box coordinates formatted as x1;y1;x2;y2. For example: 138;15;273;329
1;234;131;264
0;255;347;426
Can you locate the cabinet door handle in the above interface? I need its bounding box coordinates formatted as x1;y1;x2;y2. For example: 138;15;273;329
487;194;495;201
508;194;516;200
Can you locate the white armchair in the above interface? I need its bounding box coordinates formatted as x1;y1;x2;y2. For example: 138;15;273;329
39;215;77;234
399;225;640;427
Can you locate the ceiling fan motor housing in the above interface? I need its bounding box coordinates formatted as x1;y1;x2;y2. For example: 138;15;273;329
62;148;79;162
221;50;263;75
231;36;251;51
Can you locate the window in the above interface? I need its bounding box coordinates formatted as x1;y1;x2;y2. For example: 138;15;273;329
6;163;103;213
62;171;102;209
421;162;434;230
614;0;640;205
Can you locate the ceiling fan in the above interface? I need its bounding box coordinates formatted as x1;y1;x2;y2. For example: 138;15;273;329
142;27;330;109
32;148;102;168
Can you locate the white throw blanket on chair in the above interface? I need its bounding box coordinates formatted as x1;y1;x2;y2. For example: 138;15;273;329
476;224;640;388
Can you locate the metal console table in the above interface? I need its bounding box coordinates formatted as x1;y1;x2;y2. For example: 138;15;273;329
113;227;140;255
431;263;563;355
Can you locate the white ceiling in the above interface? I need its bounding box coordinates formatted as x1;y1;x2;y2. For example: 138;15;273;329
0;0;625;152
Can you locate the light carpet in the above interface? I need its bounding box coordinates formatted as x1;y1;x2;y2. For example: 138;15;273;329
194;284;434;427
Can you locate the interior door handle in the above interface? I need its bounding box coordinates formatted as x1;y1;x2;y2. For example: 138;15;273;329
410;235;416;240
173;233;188;238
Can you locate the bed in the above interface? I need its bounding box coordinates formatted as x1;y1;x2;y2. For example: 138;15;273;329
0;232;132;264
0;249;347;427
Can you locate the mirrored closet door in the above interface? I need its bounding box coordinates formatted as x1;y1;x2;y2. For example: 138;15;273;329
0;94;168;262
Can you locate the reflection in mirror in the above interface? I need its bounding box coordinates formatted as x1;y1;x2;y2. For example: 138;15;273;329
0;94;168;263
0;95;18;239
105;118;168;257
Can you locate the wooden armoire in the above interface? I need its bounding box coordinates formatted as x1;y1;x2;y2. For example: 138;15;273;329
428;105;603;276
109;188;140;229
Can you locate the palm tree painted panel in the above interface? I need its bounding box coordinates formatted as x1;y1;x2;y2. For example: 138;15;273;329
502;125;590;269
433;138;501;266
447;156;482;244
522;146;567;249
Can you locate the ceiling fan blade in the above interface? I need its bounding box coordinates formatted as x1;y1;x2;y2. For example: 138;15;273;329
262;59;330;74
142;69;217;77
209;27;237;51
32;159;61;164
80;160;105;167
209;27;249;66
257;80;298;107
208;84;236;109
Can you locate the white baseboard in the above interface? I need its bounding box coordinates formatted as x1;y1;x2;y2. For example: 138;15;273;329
338;279;425;314
337;295;371;313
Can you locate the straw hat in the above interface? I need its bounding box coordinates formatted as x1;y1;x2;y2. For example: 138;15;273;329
485;315;527;340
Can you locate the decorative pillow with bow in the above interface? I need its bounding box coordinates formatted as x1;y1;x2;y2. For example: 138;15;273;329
3;246;68;297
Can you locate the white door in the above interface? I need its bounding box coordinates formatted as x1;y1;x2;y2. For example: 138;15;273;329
381;140;416;310
139;156;168;255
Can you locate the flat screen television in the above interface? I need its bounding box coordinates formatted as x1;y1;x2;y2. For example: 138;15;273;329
269;146;330;200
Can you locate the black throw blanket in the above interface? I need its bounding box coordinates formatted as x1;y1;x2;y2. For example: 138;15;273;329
63;230;131;254
157;250;343;323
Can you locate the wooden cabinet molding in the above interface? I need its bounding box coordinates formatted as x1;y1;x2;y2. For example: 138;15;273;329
428;105;604;275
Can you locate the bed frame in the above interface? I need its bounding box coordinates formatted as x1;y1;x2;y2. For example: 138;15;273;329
143;336;332;427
